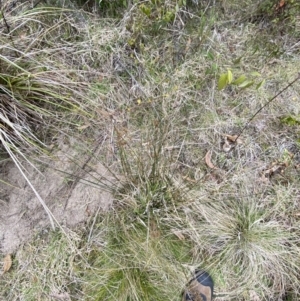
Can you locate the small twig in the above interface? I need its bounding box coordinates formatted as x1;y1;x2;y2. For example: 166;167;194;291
1;9;18;54
1;9;10;33
235;73;300;142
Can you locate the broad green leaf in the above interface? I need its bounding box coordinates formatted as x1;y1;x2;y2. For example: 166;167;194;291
238;79;254;89
281;116;300;126
227;70;233;84
256;79;266;90
218;73;228;90
232;75;247;85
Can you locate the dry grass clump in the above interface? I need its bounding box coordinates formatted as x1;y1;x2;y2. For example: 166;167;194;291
181;184;300;299
1;6;81;144
0;0;121;156
81;210;191;301
0;229;82;300
0;0;121;225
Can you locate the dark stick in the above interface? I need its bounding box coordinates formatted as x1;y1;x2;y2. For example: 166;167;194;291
234;72;300;142
1;10;11;33
1;8;19;56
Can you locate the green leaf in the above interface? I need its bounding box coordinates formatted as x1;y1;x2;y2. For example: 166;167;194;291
163;11;175;23
140;4;151;17
256;79;266;90
227;70;233;84
281;116;300;126
232;75;247;85
218;73;228;90
238;79;254;89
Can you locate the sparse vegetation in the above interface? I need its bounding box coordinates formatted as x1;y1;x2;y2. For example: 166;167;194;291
0;0;300;300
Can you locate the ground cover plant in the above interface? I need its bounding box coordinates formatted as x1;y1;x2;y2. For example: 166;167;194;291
0;0;300;300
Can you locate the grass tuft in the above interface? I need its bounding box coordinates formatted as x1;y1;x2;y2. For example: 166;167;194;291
184;194;300;298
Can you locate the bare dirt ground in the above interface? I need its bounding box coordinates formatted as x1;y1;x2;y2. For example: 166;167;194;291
0;139;114;254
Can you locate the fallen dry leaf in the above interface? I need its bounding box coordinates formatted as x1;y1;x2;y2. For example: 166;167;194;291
221;134;243;152
224;134;243;144
263;162;287;178
205;150;217;169
183;175;197;183
276;0;285;9
3;254;12;273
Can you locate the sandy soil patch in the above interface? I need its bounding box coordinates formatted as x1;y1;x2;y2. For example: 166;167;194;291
0;140;114;254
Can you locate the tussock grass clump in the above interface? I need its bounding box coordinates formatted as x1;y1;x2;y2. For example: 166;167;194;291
183;192;300;299
78;114;195;300
0;1;121;225
82;211;191;301
0;1;120;156
0;5;89;155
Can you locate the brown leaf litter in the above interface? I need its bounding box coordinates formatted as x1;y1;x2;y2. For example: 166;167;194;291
222;134;243;152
